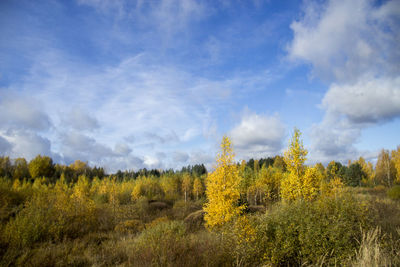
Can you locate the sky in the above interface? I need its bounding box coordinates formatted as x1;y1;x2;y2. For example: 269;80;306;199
0;0;399;172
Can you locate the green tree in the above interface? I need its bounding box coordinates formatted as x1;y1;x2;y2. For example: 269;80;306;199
344;163;365;187
204;136;244;229
326;161;343;181
28;155;55;179
0;156;12;178
13;158;30;180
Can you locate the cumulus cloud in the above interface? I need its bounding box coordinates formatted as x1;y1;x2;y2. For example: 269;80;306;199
309;114;361;163
0;135;12;154
143;155;163;169
144;131;180;144
1;130;53;160
189;150;214;169
61;132;115;163
101;155;145;173
114;143;132;156
63;109;99;131
60;131;147;172
322;77;400;124
0;93;57;160
0;95;52;131
230;111;285;159
288;0;400;82
173;151;189;163
288;0;400;162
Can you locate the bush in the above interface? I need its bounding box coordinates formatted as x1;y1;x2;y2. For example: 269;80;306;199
0;183;24;223
4;190;98;248
184;210;205;232
254;195;371;266
172;200;202;220
114;219;144;235
125;221;236;266
387;185;400;200
128;220;187;266
148;201;169;212
145;216;169;229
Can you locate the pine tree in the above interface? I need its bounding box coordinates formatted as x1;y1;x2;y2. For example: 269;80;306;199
204;136;244;229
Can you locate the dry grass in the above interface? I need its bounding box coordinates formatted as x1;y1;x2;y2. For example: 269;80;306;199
352;227;391;267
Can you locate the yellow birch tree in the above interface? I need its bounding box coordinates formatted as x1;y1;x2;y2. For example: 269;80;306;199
192;177;204;201
280;128;320;201
204;136;244;229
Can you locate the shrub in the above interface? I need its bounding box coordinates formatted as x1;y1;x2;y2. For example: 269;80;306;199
184;210;205;232
128;220;187;266
4;195;54;248
148;201;169;212
145;216;169;229
387;185;400;200
131;177;164;201
4;189;98;248
172;200;202;220
114;219;144;235
0;180;24;223
254;195;371;266
125;221;237;266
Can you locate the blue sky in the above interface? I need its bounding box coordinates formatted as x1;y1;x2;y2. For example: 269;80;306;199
0;0;399;172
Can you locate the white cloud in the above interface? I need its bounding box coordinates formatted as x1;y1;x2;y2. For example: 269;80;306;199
322;77;400;124
143;155;162;169
189;150;214;168
309;114;361;163
114;143;132;156
144;131;180;144
173;151;189;163
77;0;208;39
288;0;400;83
63;109;99;131
61;132;115;163
288;0;400;162
0;1;284;171
0;135;12;155
20;51;277;169
1;130;54;160
230;111;285;159
0;95;52;131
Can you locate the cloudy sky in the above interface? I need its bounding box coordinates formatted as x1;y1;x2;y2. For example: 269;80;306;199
0;0;399;172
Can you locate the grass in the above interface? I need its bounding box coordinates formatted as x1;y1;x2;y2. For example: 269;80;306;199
1;186;400;266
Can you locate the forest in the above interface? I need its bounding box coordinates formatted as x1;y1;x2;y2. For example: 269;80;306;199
0;129;399;266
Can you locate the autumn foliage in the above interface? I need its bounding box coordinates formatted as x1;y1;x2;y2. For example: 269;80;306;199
0;130;399;266
204;136;244;229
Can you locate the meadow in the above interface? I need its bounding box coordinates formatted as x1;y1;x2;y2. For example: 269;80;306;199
0;132;399;266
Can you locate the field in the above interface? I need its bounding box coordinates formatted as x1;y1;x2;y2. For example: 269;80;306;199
1;135;400;266
0;178;399;266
